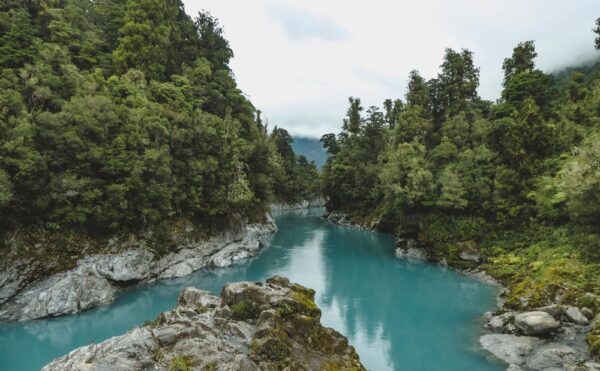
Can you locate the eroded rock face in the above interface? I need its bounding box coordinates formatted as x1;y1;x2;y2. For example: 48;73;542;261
525;343;583;370
394;247;428;261
270;196;326;212
42;277;365;371
0;218;277;321
514;311;561;336
325;212;370;230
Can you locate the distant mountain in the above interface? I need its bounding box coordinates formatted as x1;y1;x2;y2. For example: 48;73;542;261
292;136;328;169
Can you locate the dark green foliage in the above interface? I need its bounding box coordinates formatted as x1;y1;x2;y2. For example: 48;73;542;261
271;128;320;204
322;32;600;262
595;17;600;50
0;1;297;238
502;41;537;84
0;8;39;68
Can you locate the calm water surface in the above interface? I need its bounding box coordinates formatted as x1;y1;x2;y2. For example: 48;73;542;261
0;209;503;371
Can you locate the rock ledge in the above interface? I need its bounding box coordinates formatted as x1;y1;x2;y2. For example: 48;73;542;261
42;276;366;371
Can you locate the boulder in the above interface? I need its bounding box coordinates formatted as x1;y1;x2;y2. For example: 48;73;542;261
514;311;561;336
582;307;595;321
537;304;566;321
480;334;541;365
565;306;590;325
457;241;481;262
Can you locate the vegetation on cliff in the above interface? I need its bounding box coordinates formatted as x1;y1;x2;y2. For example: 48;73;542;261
0;1;318;246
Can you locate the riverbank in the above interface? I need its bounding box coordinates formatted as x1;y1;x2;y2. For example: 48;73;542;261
270;196;327;212
0;214;277;322
323;210;600;369
41;276;365;371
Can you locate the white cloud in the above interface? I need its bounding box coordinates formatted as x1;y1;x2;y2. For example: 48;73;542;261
183;0;600;138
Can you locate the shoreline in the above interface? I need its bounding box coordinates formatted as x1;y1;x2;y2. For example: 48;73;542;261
0;215;277;322
323;210;600;370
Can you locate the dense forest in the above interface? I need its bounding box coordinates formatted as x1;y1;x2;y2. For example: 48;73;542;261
0;0;318;239
321;24;600;308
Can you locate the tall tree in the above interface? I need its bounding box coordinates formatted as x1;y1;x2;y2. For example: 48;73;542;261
502;41;537;84
437;48;480;117
595;17;600;50
195;11;233;72
406;70;430;110
342;97;363;135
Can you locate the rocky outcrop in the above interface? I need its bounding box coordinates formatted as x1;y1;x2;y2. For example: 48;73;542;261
480;334;542;365
481;305;598;370
270;196;326;212
324;211;370;230
0;216;277;322
394;247;428;261
42;276;365;371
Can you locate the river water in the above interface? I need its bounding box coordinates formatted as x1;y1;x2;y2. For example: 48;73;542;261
0;209;503;370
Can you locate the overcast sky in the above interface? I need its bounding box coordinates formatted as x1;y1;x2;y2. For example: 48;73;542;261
183;0;600;138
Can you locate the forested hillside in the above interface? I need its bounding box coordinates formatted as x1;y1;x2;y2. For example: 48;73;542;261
0;0;318;241
321;28;600;312
292;136;328;169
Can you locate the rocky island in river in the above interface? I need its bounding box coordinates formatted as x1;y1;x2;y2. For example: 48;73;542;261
42;276;365;371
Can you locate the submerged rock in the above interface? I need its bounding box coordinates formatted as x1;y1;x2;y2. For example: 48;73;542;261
42;276;365;371
0;217;277;322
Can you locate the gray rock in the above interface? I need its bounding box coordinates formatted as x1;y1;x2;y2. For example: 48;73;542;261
565;306;590;325
1;266;116;321
525;343;582;370
42;277;365;371
583;362;600;371
459;251;481;262
582;307;595;320
326;212;369;230
480;334;541;365
43;326;158;371
487;312;515;333
457;241;481;262
93;249;154;282
0;260;36;306
0;217;277;321
537;304;566;320
395;247;428;261
506;365;523;371
514;311;561;336
270;196;326;211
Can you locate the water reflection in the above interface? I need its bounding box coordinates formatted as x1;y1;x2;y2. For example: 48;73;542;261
0;209;503;371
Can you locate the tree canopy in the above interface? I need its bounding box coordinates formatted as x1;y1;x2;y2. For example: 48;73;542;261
0;0;317;237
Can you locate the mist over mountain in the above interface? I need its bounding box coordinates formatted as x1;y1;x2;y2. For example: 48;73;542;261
292;137;328;169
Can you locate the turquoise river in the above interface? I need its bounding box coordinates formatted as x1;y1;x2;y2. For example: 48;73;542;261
0;209;504;370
